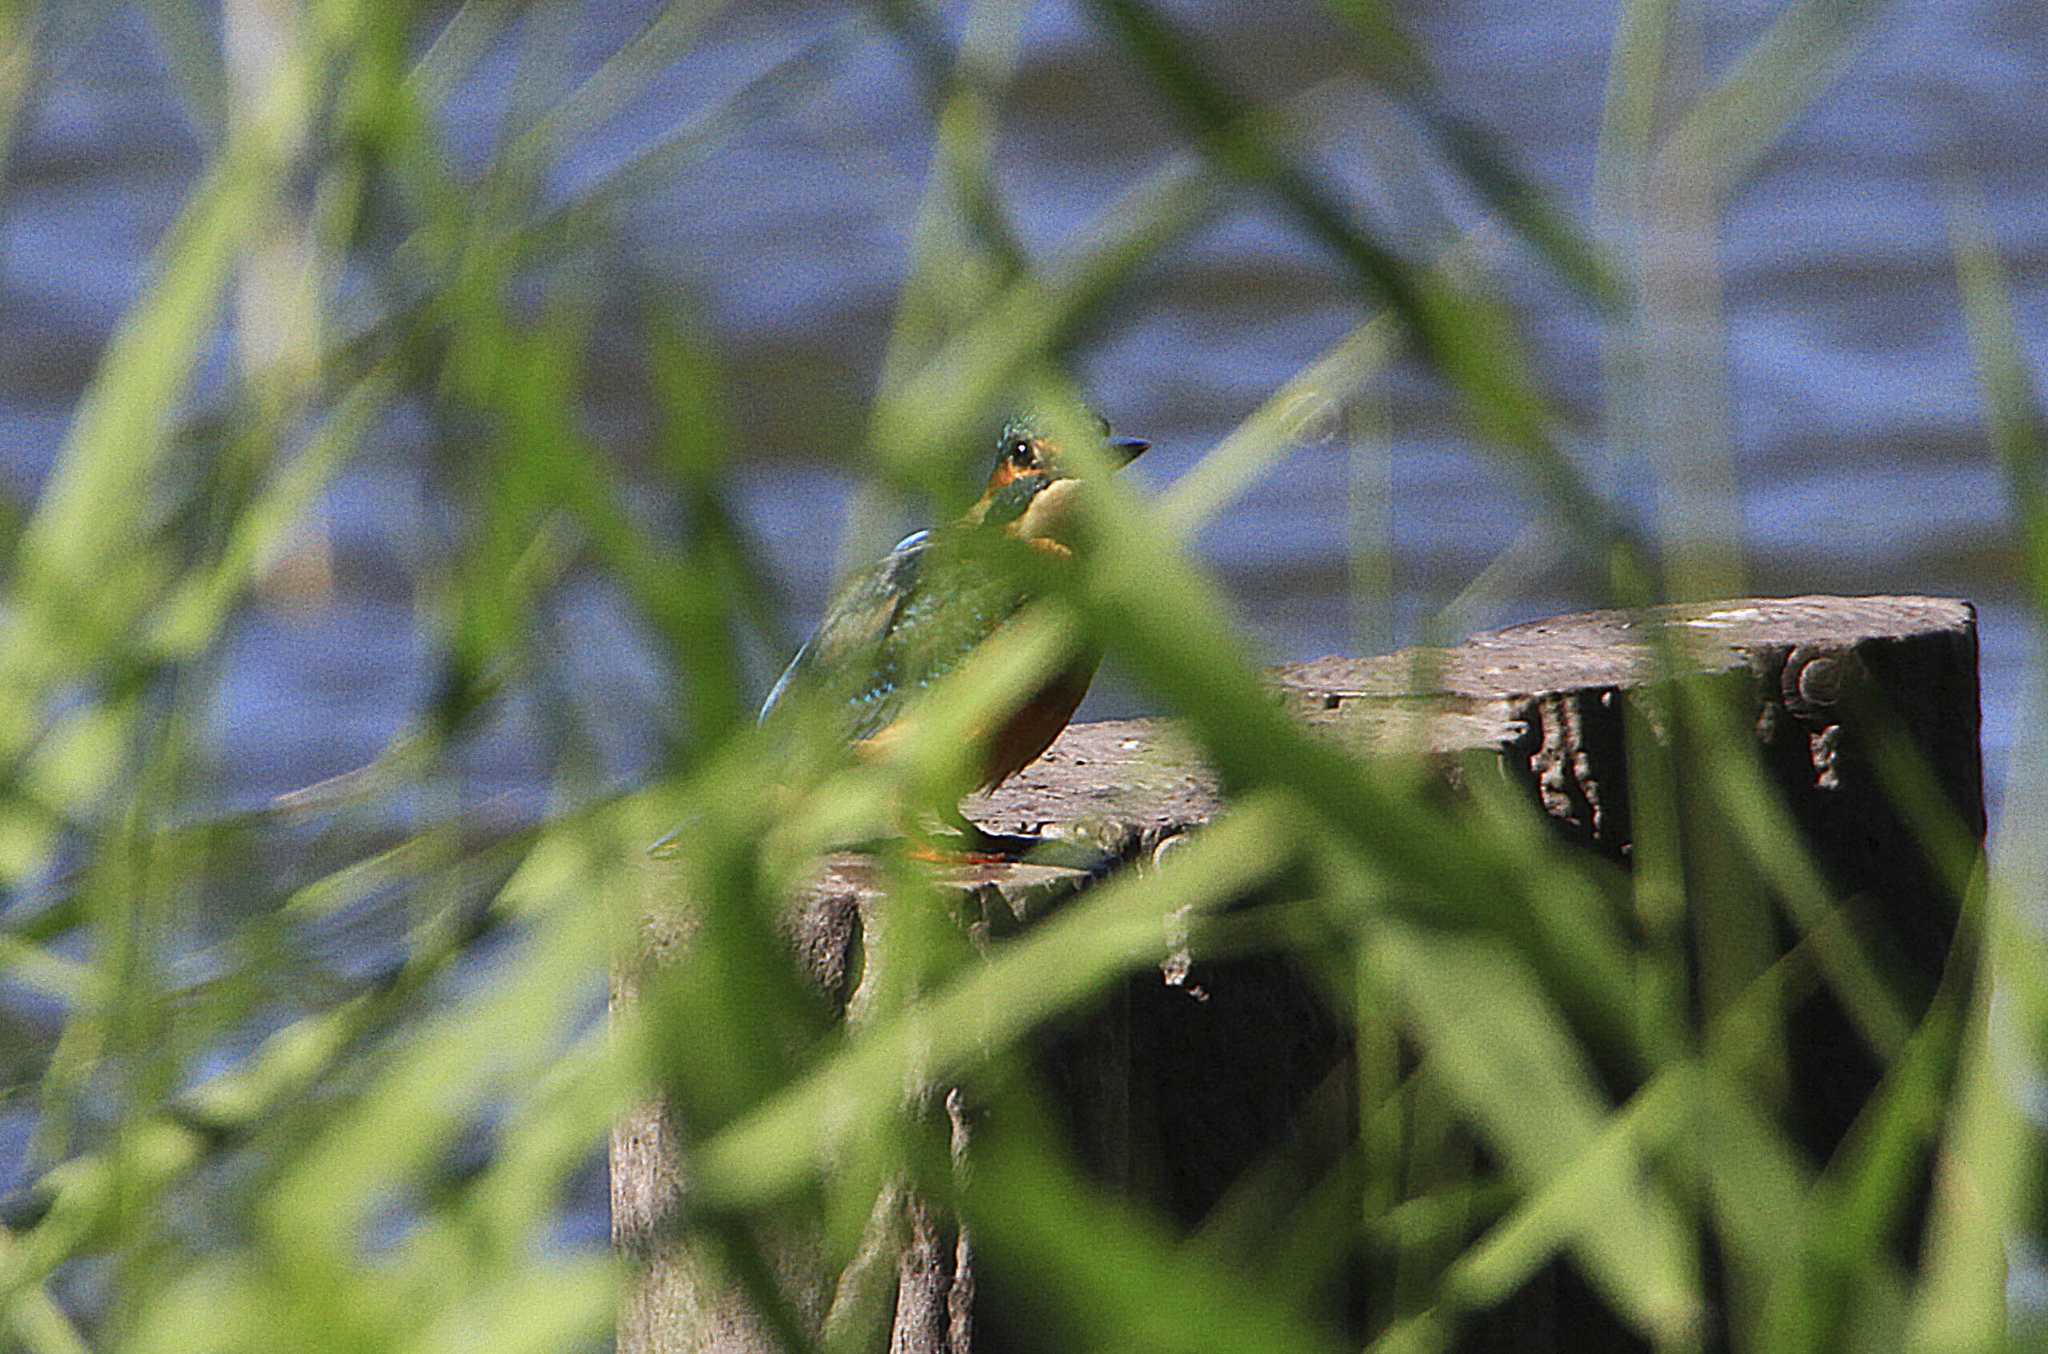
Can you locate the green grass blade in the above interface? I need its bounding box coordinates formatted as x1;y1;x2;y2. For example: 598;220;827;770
1660;0;1895;199
1374;924;1701;1341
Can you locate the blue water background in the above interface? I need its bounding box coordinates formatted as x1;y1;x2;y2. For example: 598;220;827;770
6;3;2035;809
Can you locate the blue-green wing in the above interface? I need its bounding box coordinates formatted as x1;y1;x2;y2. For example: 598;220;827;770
759;530;930;727
760;528;1029;742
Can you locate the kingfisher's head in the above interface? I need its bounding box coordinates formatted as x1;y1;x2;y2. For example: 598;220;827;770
967;414;1148;544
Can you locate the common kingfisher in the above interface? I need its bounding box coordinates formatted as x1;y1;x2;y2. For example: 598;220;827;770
761;413;1149;854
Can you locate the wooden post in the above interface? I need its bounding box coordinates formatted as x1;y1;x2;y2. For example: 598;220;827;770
612;594;1984;1352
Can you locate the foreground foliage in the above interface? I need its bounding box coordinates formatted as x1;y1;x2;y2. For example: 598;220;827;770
0;3;2038;1352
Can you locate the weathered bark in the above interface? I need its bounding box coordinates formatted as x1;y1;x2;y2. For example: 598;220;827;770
613;594;1984;1352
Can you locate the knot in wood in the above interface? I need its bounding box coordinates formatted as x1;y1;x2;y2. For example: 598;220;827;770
1782;644;1867;724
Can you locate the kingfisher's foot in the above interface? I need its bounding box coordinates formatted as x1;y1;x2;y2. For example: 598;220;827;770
942;807;1040;860
859;828;1109;870
837;808;1104;868
835;828;1029;865
907;842;1012;866
929;810;1115;870
921;825;1037;865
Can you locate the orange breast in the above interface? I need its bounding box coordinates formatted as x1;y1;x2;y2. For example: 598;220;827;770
978;659;1100;790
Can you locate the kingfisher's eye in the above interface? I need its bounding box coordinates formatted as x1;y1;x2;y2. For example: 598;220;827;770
1007;439;1034;466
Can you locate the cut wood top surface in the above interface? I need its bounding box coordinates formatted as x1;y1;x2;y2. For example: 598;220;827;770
629;594;1979;924
952;594;1975;849
1273;593;1973;705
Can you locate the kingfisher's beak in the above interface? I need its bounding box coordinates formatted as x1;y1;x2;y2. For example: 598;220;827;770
1111;435;1150;464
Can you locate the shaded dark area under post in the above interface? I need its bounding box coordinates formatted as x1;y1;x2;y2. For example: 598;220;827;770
612;594;1984;1353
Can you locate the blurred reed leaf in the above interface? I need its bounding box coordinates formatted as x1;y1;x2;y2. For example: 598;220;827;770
1908;203;2048;1350
0;2;34;167
1441;1071;1692;1329
1079;0;1650;592
871;153;1227;494
1954;193;2048;610
1373;925;1700;1342
1157;301;1406;537
501;1;728;174
958;1083;1356;1354
0;931;85;1004
1905;896;2033;1349
1661;0;1895;199
149;367;394;659
139;0;225;146
1672;675;1913;1060
12;157;255;647
510;22;864;273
